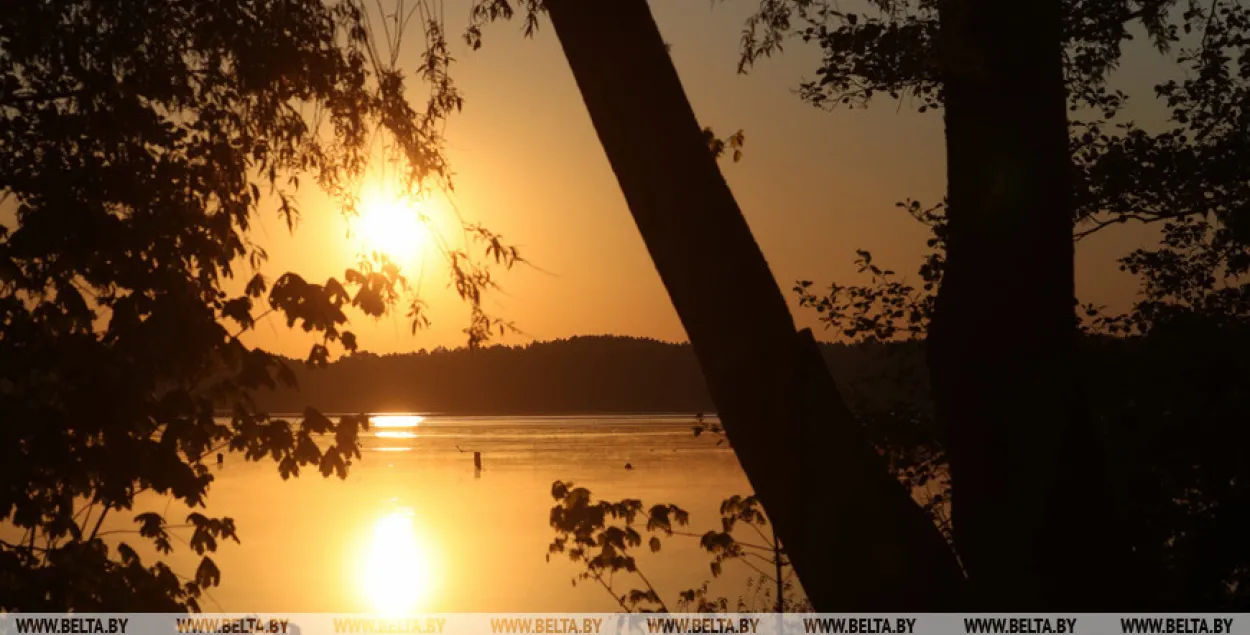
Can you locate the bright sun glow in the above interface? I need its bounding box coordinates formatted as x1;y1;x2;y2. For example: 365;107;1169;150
360;508;437;614
370;414;424;428
355;187;430;266
376;430;418;439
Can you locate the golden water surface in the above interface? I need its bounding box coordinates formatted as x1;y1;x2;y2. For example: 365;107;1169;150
98;415;758;612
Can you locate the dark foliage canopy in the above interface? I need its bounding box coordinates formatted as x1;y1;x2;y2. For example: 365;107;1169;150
0;0;517;610
768;0;1250;608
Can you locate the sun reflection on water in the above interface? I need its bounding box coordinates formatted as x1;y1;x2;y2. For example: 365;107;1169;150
376;430;419;439
370;415;424;429
358;508;439;614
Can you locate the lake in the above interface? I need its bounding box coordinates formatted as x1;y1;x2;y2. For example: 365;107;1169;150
96;414;770;613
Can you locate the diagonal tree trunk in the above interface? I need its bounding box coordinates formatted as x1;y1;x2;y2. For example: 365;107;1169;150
544;0;964;610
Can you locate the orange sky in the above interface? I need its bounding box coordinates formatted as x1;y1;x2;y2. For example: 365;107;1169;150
5;1;1177;358
242;0;1170;358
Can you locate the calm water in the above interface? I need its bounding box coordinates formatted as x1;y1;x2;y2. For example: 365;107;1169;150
98;415;762;612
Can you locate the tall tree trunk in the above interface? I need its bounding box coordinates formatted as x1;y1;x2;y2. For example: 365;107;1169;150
933;0;1121;609
544;0;964;610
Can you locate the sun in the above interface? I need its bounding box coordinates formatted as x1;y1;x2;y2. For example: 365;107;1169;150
354;187;430;266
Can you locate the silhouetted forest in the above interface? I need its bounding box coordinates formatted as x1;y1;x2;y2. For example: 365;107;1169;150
251;335;921;415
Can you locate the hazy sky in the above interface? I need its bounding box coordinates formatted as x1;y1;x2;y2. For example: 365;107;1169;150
246;0;1167;359
6;1;1177;358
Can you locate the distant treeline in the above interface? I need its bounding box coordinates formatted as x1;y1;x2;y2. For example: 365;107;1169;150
251;334;924;415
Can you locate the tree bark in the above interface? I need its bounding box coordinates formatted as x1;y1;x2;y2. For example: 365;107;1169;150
933;0;1122;609
545;0;964;610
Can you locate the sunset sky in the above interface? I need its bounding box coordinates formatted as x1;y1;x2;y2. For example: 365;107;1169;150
10;1;1174;358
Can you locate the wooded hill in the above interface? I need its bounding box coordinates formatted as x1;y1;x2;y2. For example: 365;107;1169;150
252;335;924;415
